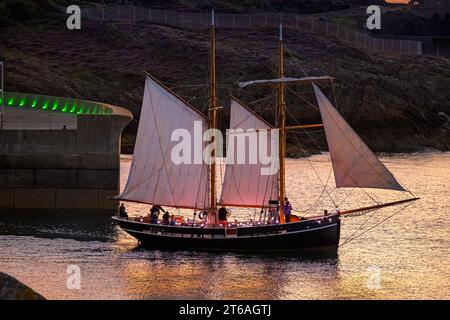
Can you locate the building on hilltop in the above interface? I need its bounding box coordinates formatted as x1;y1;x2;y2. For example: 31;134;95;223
410;0;450;18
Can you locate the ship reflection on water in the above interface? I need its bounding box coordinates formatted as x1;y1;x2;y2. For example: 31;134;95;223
118;246;339;300
0;212;340;300
0;152;449;299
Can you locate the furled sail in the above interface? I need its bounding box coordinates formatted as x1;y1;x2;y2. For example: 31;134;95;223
239;76;333;89
313;84;405;191
219;98;279;208
116;76;210;209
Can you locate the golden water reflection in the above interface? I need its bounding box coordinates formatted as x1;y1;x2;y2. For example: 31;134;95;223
117;247;340;299
0;152;448;299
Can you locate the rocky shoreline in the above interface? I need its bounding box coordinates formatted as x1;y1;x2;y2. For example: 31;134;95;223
0;272;45;300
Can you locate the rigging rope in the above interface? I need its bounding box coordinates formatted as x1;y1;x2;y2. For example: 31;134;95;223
339;208;380;247
339;201;415;248
282;50;384;208
286;45;415;199
284;105;338;209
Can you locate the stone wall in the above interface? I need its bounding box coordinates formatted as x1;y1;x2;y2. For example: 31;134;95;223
0;93;132;214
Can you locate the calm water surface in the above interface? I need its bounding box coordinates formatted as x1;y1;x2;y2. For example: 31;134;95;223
0;152;449;299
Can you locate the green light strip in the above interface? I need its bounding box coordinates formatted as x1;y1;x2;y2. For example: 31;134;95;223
2;93;112;115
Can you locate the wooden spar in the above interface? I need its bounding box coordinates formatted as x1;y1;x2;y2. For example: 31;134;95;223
227;124;323;135
339;198;420;216
278;24;286;224
209;10;218;217
111;197;208;211
217;203;273;209
284;124;324;130
238;76;334;88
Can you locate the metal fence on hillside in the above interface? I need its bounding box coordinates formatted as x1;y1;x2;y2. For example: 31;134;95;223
81;6;422;56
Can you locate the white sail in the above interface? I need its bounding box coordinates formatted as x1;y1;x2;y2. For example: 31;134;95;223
219;98;279;208
117;76;210;209
313;84;405;191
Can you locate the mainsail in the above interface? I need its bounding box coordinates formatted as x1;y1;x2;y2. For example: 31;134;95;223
313;84;405;191
219;98;279;208
117;76;210;209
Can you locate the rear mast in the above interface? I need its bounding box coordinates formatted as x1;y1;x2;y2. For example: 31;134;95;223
209;10;218;220
0;61;4;130
277;24;286;224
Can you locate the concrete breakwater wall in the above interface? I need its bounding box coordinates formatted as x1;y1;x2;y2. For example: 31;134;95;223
0;92;132;214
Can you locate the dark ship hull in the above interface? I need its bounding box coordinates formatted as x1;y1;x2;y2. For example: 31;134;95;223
113;213;341;253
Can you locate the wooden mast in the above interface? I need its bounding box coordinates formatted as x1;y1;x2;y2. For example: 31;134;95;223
277;24;286;224
0;61;4;130
209;9;218;219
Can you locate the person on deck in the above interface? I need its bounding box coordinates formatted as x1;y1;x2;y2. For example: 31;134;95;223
162;211;170;225
151;205;163;213
218;206;229;225
284;198;292;223
268;208;276;224
119;203;128;219
149;205;161;224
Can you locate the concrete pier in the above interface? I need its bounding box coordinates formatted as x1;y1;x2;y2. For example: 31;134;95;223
0;92;132;214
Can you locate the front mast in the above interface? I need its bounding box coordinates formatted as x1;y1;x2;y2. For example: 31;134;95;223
209;10;218;221
278;24;286;224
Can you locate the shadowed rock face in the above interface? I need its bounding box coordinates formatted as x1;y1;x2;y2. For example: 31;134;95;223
0;272;46;300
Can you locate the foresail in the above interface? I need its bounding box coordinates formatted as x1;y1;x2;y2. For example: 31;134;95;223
313;84;405;191
117;76;210;209
219;98;279;208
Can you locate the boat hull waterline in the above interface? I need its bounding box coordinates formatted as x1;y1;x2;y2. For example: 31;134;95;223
113;214;341;253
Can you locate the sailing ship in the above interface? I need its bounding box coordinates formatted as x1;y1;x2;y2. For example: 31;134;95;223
112;11;418;252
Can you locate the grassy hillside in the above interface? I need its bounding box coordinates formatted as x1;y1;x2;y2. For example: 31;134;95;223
1;0;449;155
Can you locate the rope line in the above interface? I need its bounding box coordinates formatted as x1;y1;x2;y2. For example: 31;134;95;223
339;201;415;248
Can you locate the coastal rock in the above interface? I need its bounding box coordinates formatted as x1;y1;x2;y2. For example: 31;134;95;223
0;272;45;300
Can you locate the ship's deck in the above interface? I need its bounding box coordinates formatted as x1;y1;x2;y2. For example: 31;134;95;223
113;213;340;239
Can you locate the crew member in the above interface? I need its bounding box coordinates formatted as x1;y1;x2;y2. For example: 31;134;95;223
162;211;170;225
149;205;162;224
284;198;292;223
119;203;128;219
218;206;228;221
